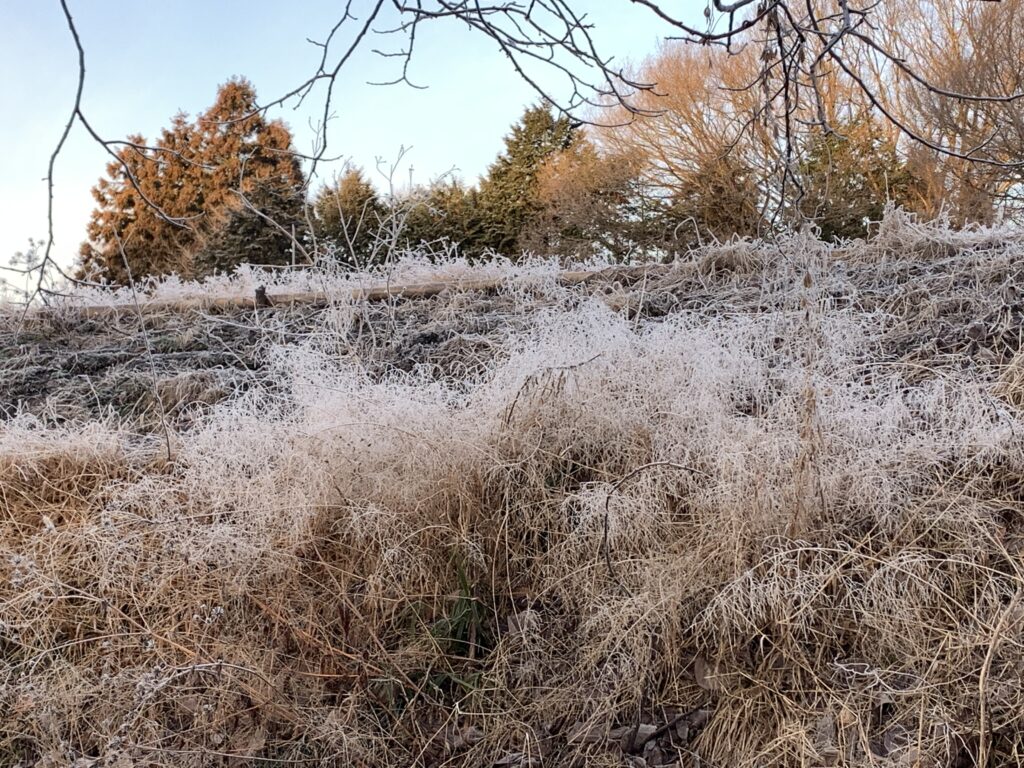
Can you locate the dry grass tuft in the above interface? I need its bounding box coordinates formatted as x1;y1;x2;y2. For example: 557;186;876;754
3;211;1024;766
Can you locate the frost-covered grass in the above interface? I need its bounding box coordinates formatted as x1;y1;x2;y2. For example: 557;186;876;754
3;211;1024;766
54;251;575;310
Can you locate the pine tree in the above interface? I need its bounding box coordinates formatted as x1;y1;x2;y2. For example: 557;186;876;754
798;119;925;241
79;78;307;282
195;175;307;275
190;91;307;277
396;178;485;257
312;167;386;267
520;137;648;260
477;104;577;257
78;122;199;283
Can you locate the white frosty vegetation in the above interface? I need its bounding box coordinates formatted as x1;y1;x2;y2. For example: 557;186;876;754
2;211;1024;766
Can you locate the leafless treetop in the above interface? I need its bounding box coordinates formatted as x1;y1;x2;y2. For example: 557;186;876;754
19;0;1024;304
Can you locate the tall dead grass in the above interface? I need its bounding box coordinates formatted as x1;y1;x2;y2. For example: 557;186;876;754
3;211;1024;766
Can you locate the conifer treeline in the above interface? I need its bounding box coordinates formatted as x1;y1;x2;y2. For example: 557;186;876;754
79;8;1024;283
79;79;305;283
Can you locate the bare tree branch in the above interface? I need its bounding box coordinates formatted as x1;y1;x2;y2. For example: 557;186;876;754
34;0;1024;303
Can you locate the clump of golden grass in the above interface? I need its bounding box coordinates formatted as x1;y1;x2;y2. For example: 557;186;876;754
3;212;1024;766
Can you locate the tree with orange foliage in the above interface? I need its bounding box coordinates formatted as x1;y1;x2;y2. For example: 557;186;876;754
78;78;306;282
599;40;943;245
521;136;651;260
600;43;771;248
873;0;1024;225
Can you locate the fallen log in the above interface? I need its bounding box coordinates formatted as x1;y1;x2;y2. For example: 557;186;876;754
26;264;670;320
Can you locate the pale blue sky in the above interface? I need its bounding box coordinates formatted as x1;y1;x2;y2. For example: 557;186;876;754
0;1;701;269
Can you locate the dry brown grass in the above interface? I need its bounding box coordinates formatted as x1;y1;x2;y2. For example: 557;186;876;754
3;211;1024;767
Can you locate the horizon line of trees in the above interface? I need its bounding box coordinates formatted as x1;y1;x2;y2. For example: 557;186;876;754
76;0;1024;283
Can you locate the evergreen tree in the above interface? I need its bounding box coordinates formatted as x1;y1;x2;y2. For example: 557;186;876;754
477;104;577;257
520;137;648;260
666;151;764;249
79;78;306;282
397;178;484;257
78;123;198;282
194;175;307;275
312;167;386;266
798;119;924;241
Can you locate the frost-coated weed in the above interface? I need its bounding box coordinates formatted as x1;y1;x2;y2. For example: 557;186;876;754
3;212;1024;766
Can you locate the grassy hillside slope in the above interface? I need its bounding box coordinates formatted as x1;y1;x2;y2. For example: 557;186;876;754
3;212;1024;767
